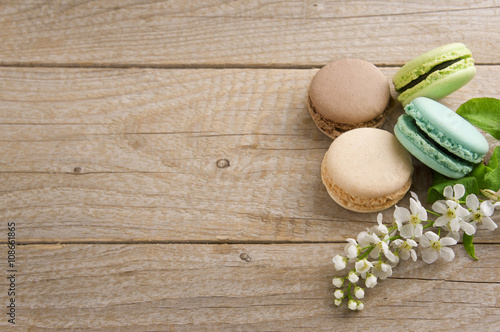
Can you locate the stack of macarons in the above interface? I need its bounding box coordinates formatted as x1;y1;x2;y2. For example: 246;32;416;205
309;42;488;213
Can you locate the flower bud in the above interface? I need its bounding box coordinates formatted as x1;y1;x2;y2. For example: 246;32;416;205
334;298;342;306
348;299;357;310
348;271;359;283
334;289;344;299
332;277;344;288
332;255;346;271
354;286;365;299
356;302;364;310
365;273;377;288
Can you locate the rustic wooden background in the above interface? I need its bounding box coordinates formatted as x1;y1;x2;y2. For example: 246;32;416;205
1;1;499;330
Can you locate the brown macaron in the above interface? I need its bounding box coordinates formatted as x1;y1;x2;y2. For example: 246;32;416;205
308;58;394;139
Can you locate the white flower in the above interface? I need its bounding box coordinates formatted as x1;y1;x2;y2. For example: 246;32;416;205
432;200;469;232
365;273;377;288
354;286;365;299
444;184;466;202
332;277;344;288
419;231;457;264
394;196;427;239
334;289;344;299
348;299;358;310
371;261;392;279
371;213;388;236
356;302;364;310
357;230;372;248
369;233;398;264
334;298;342;306
344;238;359;260
333;255;347;271
355;259;373;274
466;195;498;231
392;239;418;262
348;271;359;283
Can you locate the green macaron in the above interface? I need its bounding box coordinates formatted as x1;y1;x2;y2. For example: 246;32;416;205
394;97;489;179
393;43;476;106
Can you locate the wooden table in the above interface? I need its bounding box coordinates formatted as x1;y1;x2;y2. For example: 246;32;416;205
1;1;499;330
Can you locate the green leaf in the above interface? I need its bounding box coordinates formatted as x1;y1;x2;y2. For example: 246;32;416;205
427;147;500;203
456;97;500;139
427;172;479;203
463;234;478;260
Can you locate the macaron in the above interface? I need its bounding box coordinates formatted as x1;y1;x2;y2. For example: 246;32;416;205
393;43;476;106
321;128;413;213
308;58;394;139
394;97;489;179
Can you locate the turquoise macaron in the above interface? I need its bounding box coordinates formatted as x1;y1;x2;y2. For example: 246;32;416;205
393;43;476;106
394;97;489;179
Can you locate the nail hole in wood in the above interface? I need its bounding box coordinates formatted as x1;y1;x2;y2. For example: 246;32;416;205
240;253;251;262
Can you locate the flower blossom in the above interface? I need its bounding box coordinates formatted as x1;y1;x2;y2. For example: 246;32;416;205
370;261;392;279
394;194;427;239
466;194;498;231
392;239;418;262
368;233;398;264
432;199;469;233
419;231;457;264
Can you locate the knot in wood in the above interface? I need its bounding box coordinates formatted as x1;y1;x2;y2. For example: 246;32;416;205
216;159;230;169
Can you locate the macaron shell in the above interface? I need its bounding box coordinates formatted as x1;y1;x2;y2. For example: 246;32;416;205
397;60;476;106
309;58;391;124
393;42;472;90
321;156;412;213
394;114;473;179
406;97;489;163
321;128;413;212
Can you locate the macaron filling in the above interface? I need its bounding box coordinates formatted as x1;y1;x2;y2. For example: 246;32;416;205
395;58;463;93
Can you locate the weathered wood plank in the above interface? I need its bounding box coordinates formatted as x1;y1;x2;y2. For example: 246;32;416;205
1;243;498;330
1;66;499;242
0;2;499;66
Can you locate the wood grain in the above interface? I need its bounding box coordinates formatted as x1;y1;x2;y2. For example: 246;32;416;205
1;66;499;242
0;1;499;66
1;243;498;331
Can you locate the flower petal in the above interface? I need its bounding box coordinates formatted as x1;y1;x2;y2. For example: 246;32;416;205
419;234;430;247
460;221;476;235
400;224;414;238
443;186;453;199
483;216;499;231
440;247;455;261
481;201;496;217
432;201;447;214
425;231;440;242
422;248;439;264
466;194;479;211
440;237;457;246
394;206;410;222
453;184;465;199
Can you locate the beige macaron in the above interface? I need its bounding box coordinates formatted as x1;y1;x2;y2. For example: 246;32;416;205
308;58;394;139
321;128;413;213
